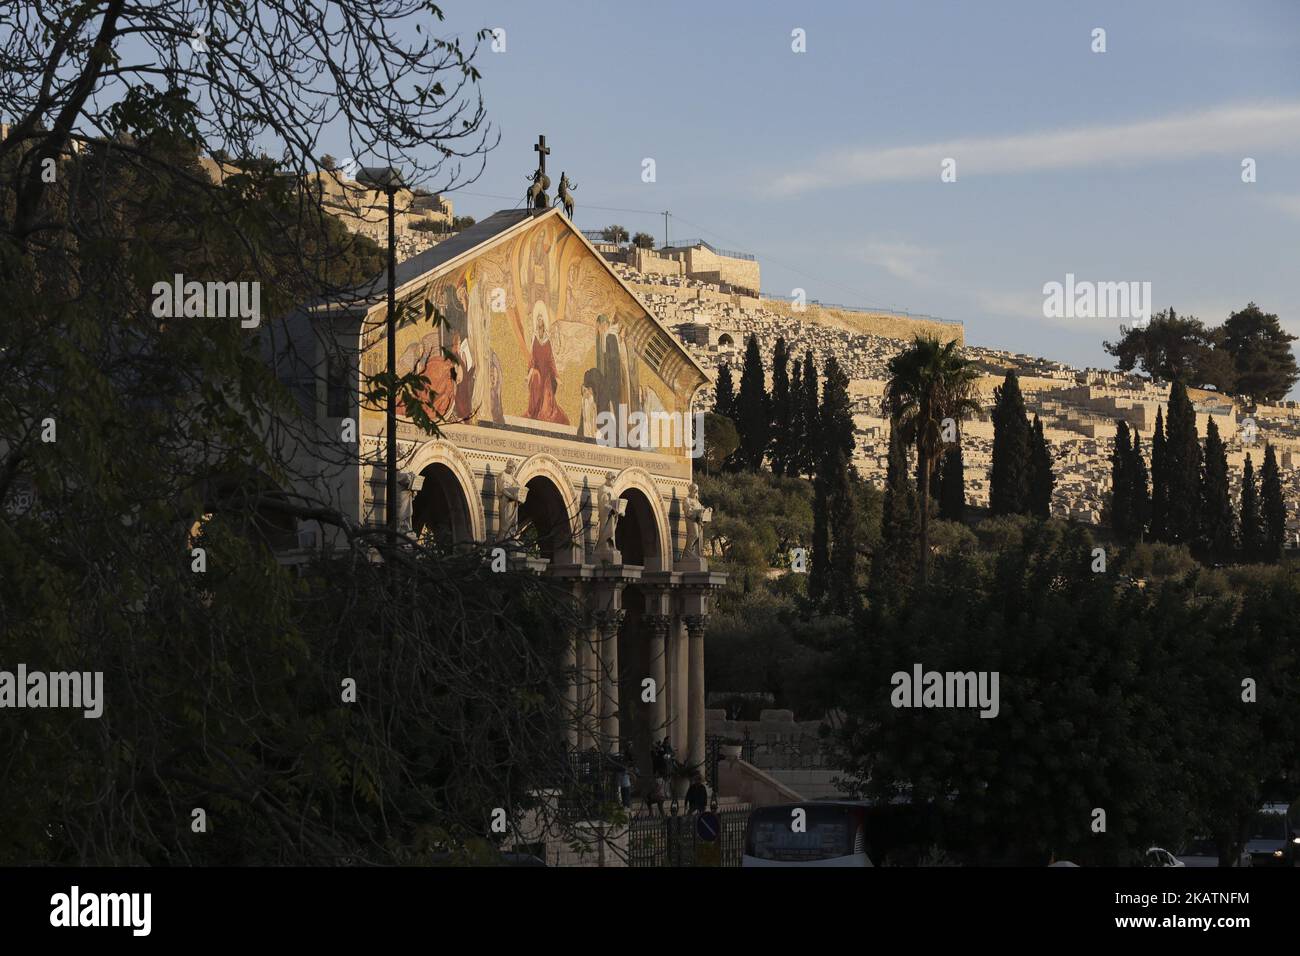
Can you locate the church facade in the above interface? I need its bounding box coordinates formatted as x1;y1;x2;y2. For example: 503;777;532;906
287;202;724;776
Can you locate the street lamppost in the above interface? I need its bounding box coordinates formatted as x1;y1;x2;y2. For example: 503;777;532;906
357;165;408;537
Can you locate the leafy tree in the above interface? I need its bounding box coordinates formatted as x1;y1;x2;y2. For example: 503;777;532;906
1104;309;1218;386
989;370;1032;517
1219;303;1299;403
631;231;655;250
1104;304;1296;400
700;411;739;476
1261;443;1286;562
1199;417;1235;558
736;335;770;471
601;224;629;243
1239;454;1263;560
839;520;1300;866
1029;414;1054;519
883;337;979;583
0;0;637;865
695;471;817;602
769;337;793;476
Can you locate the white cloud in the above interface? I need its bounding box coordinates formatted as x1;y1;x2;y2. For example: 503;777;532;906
973;286;1116;333
772;101;1300;195
860;240;934;283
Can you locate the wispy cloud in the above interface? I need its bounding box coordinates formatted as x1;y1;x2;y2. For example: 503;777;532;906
860;240;934;283
772;102;1300;195
973;286;1128;334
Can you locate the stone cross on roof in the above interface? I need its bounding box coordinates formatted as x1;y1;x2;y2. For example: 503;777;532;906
526;134;551;211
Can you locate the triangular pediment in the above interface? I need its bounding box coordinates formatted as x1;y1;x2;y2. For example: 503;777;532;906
356;207;709;455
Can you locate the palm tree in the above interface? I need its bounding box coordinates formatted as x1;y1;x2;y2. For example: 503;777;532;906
883;336;982;584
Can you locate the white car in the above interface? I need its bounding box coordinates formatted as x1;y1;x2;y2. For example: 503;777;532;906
1144;847;1185;868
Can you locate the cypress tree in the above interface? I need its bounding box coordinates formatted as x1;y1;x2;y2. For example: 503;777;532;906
870;421;919;607
789;359;805;474
714;363;735;420
735;334;769;471
770;337;792;476
1029;414;1054;519
821;356;855;473
1163;380;1201;546
826;448;860;617
1150;407;1168;541
1261;442;1286;562
990;370;1031;516
800;350;819;478
937;434;966;523
1129;432;1150;539
1199;417;1234;558
810;471;830;602
1240;453;1262;560
1110;421;1133;536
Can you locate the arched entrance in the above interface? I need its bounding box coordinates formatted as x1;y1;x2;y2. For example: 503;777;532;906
518;476;576;563
615;487;661;568
411;462;473;547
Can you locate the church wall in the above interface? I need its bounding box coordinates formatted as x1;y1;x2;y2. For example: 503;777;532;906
358;213;703;463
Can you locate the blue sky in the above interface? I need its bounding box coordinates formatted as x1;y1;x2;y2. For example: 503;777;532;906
388;0;1300;383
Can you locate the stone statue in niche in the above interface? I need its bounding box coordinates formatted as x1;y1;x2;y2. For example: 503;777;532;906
597;472;625;558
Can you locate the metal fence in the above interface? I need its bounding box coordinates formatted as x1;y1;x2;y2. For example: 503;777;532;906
627;806;750;867
663;238;756;261
555;750;623;820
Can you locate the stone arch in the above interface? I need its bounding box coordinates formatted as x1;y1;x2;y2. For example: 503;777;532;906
513;453;584;565
716;332;734;348
611;467;671;571
406;440;486;543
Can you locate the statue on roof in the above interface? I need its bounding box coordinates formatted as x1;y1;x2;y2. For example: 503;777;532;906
556;172;576;218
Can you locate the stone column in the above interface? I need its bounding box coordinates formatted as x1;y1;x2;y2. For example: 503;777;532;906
644;614;671;744
669;617;688;756
577;616;600;751
596;609;625;754
563;633;578;749
686;614;707;768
